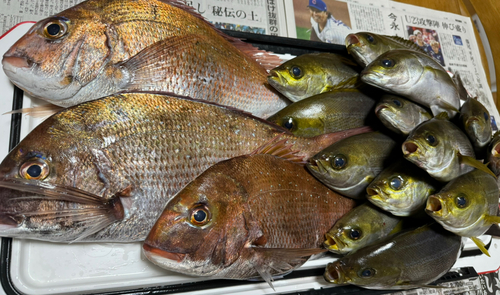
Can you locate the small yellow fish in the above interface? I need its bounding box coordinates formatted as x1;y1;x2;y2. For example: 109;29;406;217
267;89;377;137
267;52;359;102
426;169;500;256
324;224;462;290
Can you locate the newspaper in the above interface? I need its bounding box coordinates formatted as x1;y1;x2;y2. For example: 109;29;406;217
185;0;288;37
0;0;83;34
382;269;500;295
286;0;499;131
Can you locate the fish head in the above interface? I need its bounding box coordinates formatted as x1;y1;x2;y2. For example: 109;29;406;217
402;119;453;176
367;162;436;216
0;112;117;241
360;50;423;93
267;102;325;137
2;4;110;104
143;170;251;276
325;255;401;288
345;32;390;67
267;56;324;102
426;190;486;230
464;112;492;147
367;173;409;213
307;150;356;191
324;222;367;255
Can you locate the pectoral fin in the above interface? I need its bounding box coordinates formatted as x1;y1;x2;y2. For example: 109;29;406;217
0;179;125;242
484;215;500;224
458;154;497;178
3;104;64;118
470;236;490;257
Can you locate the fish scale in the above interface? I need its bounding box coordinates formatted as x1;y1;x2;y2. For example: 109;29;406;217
0;92;369;242
144;153;356;280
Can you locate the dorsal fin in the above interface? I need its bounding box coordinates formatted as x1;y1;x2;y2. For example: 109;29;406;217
250;134;306;164
383;35;428;55
452;72;471;101
157;0;282;70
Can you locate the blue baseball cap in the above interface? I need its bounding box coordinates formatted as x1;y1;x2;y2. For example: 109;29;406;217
308;0;327;12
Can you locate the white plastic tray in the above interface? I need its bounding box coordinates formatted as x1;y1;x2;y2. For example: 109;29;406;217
1;22;499;295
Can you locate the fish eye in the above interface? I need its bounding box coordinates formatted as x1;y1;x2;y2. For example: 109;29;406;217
349;228;361;240
19;158;50;180
392;99;402;107
359;268;376;278
332;155;347;170
366;34;376;44
456;194;468;208
484;112;489;121
290;66;303;79
381;59;395;68
283;117;296;131
389;176;404;190
190;205;211;226
42;18;68;39
425;134;438;146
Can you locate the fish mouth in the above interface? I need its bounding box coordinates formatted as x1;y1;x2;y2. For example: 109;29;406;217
2;55;35;70
324;262;347;284
492;142;500;157
374;104;389;115
308;159;328;174
268;70;284;85
425;195;443;215
366;186;383;198
142;243;186;263
345;34;360;47
402;141;419;156
324;233;340;252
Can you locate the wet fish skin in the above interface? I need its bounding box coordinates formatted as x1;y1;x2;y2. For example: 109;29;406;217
2;0;287;118
402;115;476;182
375;94;432;135
267;52;359;102
366;160;438;216
459;97;492;157
267;89;376;137
324;224;462;290
345;32;427;67
426;169;500;239
487;132;500;176
0;92;369;243
360;49;460;118
143;153;356;283
324;202;402;255
307;132;397;199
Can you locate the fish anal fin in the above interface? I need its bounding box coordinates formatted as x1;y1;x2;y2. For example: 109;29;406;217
250;134;306;164
251;247;326;290
458;154;497;178
471;236;491;257
252;261;275;291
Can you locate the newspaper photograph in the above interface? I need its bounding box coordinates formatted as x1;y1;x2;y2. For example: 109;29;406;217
291;0;353;44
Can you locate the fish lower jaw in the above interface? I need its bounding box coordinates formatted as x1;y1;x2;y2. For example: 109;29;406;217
142;243;186;266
